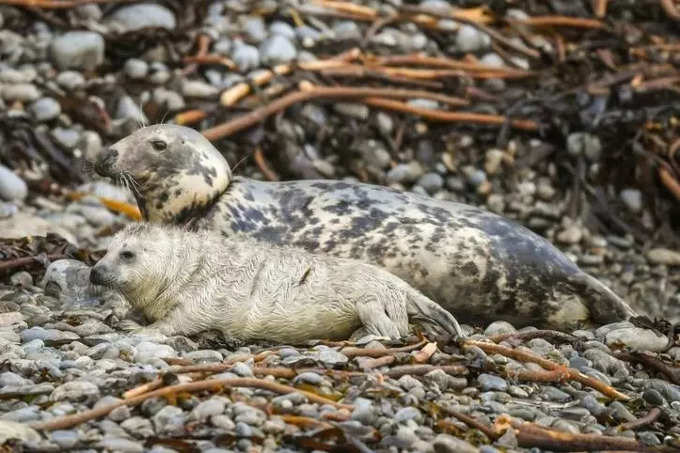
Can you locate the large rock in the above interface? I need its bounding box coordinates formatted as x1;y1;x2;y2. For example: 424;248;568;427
0;420;40;444
50;31;105;71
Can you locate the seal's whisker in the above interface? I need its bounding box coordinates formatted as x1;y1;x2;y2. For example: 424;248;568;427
230;153;250;176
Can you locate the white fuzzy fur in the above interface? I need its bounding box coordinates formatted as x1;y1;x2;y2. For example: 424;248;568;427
93;224;463;344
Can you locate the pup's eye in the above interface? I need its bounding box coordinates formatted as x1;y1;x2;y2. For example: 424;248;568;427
150;139;167;151
120;250;135;260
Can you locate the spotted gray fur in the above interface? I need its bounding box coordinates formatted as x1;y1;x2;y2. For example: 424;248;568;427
96;125;638;330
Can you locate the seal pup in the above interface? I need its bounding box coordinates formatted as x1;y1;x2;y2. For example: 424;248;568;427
94;124;638;330
89;223;464;344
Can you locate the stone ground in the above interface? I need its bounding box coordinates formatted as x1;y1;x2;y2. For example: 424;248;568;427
1;1;680;452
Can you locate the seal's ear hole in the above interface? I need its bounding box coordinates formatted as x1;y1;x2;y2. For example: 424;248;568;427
120;250;135;261
150;139;167;151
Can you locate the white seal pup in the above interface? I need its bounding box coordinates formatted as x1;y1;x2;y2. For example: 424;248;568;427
89;223;464;344
94;124;638;330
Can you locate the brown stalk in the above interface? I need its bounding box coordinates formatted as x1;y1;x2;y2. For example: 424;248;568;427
659;166;680;202
361;97;538;131
398;5;540;59
660;0;680;20
280;414;333;429
412;342;437;363
593;0;609;17
465;340;629;400
311;0;377;19
617;407;662;432
509;15;605;29
175;109;208;126
359;355;396;370
182;33;211;76
254;147;280;181
368;54;533;76
320;66;445;89
371;65;534;80
182;54;236;70
498;416;675;452
439;406;500;440
0;254;66;272
341;339;428;358
32;377;353;431
614;351;680;384
220;48;361;106
204;85;485;142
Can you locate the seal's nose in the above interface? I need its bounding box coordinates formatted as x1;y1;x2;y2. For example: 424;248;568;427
94;149;118;176
89;266;105;285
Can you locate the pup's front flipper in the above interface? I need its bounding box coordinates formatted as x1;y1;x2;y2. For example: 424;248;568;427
355;294;409;340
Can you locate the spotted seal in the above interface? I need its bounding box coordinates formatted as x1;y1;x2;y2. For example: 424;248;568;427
89;223;464;343
94;124;638;330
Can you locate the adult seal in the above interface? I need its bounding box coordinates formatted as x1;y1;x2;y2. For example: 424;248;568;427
90;223;464;343
94;124;638;330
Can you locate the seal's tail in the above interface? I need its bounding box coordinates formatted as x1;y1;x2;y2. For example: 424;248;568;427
406;290;465;339
572;272;638;323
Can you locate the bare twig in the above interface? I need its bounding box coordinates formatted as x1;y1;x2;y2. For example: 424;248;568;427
361;97;538;131
412;342;437;363
592;0;609;17
204;85;487;142
659;166;680;202
175;109;208;126
341;340;428;358
615;351;680;384
465;340;630;400
497;415;676;452
254;147;280;181
509;15;606;29
32;377;353;431
617;407;662;431
660;0;680;20
0;254;66;272
439;405;500;440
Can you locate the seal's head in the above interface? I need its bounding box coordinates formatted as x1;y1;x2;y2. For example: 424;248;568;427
95;124;231;223
89;224;181;312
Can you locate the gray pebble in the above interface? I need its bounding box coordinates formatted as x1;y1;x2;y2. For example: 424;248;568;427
50;430;79;448
97;437;144;453
115;95;147;123
105;3;176;33
182;80;219;99
134;341;176;364
333;21;362;41
541;386;571;402
51;380;99;403
242;16;267;42
191;397;227;421
124;59;148;79
229;361;254;377
50;31;104;70
646;379;680;402
260;34;297;65
484;321;516;336
646;248;680;266
184;350;223;363
56;71;85;91
153;406;186;436
0;165;27;202
270;21;296;39
478;374;508;392
333;102;369;120
51;127;80;149
387;162;424;184
456;25;490;52
29;97;61;122
605;326;667;352
231;42;260;72
235;421;253;437
417;173;444;194
153;87;185;111
1;83;40;102
394;407;423;423
121;416;154;437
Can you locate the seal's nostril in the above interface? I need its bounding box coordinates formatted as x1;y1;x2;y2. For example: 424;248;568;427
94;149;118;176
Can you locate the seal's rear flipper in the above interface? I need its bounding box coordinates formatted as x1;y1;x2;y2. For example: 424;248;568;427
570;272;638;324
406;292;465;339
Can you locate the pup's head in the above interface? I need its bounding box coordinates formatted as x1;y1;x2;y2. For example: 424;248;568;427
90;224;175;305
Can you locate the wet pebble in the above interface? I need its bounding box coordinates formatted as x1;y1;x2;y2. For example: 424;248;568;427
0;165;27;202
478;374;508;392
105;3;176;33
29;97;61;122
50;31;104;70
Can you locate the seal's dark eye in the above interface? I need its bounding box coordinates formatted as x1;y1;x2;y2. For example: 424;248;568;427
150;139;167;151
120;250;135;260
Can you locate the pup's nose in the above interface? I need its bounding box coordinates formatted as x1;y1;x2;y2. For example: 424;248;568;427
89;266;104;285
94;149;118;176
